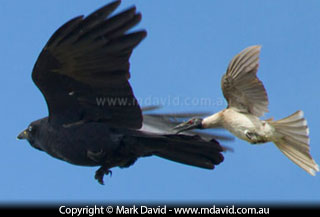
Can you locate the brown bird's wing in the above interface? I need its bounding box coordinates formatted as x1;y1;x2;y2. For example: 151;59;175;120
32;1;146;129
221;45;268;117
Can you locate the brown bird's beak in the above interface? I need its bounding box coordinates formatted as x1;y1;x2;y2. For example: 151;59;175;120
173;121;199;134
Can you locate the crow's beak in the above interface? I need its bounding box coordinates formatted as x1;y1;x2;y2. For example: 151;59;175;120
173;121;198;134
17;129;28;140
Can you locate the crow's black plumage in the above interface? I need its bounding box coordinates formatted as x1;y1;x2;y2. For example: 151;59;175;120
17;1;225;185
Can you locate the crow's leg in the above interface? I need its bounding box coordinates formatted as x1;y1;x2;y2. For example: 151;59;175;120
95;166;112;185
87;149;105;163
87;150;112;185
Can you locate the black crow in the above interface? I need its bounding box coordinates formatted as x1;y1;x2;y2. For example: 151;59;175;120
17;1;225;185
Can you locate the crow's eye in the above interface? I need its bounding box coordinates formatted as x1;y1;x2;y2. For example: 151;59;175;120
28;125;33;132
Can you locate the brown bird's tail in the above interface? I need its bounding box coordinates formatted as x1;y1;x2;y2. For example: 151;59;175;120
268;110;319;175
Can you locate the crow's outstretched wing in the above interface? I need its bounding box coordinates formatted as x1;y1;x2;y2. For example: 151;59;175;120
32;1;145;128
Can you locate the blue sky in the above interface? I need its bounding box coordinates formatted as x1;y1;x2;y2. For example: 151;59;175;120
1;0;320;203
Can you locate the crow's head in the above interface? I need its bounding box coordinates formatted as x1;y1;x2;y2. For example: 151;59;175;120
17;119;44;151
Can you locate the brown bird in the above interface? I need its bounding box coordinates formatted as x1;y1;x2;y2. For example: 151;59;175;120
173;45;319;176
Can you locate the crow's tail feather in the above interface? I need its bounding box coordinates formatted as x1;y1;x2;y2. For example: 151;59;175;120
135;134;224;170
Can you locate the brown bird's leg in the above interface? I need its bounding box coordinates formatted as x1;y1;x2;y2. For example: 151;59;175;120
245;130;268;144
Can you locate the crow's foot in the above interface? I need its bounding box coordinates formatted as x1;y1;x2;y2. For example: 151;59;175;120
95;166;112;185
